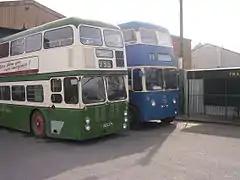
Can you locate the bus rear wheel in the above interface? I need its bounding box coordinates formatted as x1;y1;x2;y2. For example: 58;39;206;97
31;111;46;138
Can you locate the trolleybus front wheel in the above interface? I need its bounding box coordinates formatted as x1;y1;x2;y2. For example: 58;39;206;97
162;118;174;125
31;111;46;138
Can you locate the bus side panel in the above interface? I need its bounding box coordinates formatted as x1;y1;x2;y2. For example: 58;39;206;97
0;104;31;132
44;108;82;140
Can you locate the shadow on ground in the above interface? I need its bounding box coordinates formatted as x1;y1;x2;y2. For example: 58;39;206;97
0;123;176;180
181;122;240;139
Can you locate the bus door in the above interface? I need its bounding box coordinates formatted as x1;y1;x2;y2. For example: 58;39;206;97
105;75;127;129
81;76;110;132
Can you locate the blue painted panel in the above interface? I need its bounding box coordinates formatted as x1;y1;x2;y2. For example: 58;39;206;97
129;90;179;122
125;44;177;67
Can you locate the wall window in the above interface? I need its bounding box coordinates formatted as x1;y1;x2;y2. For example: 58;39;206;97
0;86;10;100
10;38;24;56
12;85;25;101
0;43;9;58
44;27;73;49
64;77;79;104
122;30;136;43
81;76;106;104
51;79;62;92
26;33;42;53
79;26;102;46
26;85;44;102
140;29;157;45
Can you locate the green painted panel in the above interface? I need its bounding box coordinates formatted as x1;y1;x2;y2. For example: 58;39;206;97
0;101;128;140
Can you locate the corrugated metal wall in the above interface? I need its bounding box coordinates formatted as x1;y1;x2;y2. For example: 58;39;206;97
0;0;64;30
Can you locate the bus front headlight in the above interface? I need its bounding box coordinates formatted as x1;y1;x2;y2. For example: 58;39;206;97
124;117;128;122
85;125;91;131
124;110;128;116
85;117;90;124
123;123;127;129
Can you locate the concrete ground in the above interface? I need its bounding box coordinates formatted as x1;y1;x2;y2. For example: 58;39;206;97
1;122;240;180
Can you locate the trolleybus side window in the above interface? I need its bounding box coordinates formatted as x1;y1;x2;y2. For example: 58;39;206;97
0;43;9;58
26;33;42;53
44;26;73;49
79;26;102;46
81;76;105;104
133;69;143;91
51;78;62;103
106;76;127;101
0;86;10;100
26;85;44;102
10;38;25;56
64;77;79;104
12;85;25;101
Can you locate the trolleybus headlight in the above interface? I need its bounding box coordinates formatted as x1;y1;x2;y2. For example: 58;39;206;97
174;111;178;115
124;110;128;116
151;100;156;107
85;125;91;131
173;98;176;104
123;123;127;129
124;117;128;122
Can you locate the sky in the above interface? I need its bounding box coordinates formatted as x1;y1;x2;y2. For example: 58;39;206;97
35;0;240;52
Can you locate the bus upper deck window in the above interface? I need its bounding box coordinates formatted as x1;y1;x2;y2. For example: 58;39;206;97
103;30;123;48
79;26;102;46
157;31;172;46
140;29;157;45
123;30;136;43
44;27;73;49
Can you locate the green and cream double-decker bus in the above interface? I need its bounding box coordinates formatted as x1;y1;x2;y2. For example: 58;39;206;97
0;17;129;140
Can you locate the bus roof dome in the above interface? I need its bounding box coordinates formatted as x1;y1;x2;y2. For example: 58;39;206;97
118;21;168;32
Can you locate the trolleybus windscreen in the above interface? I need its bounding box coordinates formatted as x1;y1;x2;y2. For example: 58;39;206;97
145;68;163;91
107;76;127;101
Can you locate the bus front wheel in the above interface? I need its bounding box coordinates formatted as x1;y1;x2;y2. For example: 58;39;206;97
31;111;46;138
162;118;174;125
